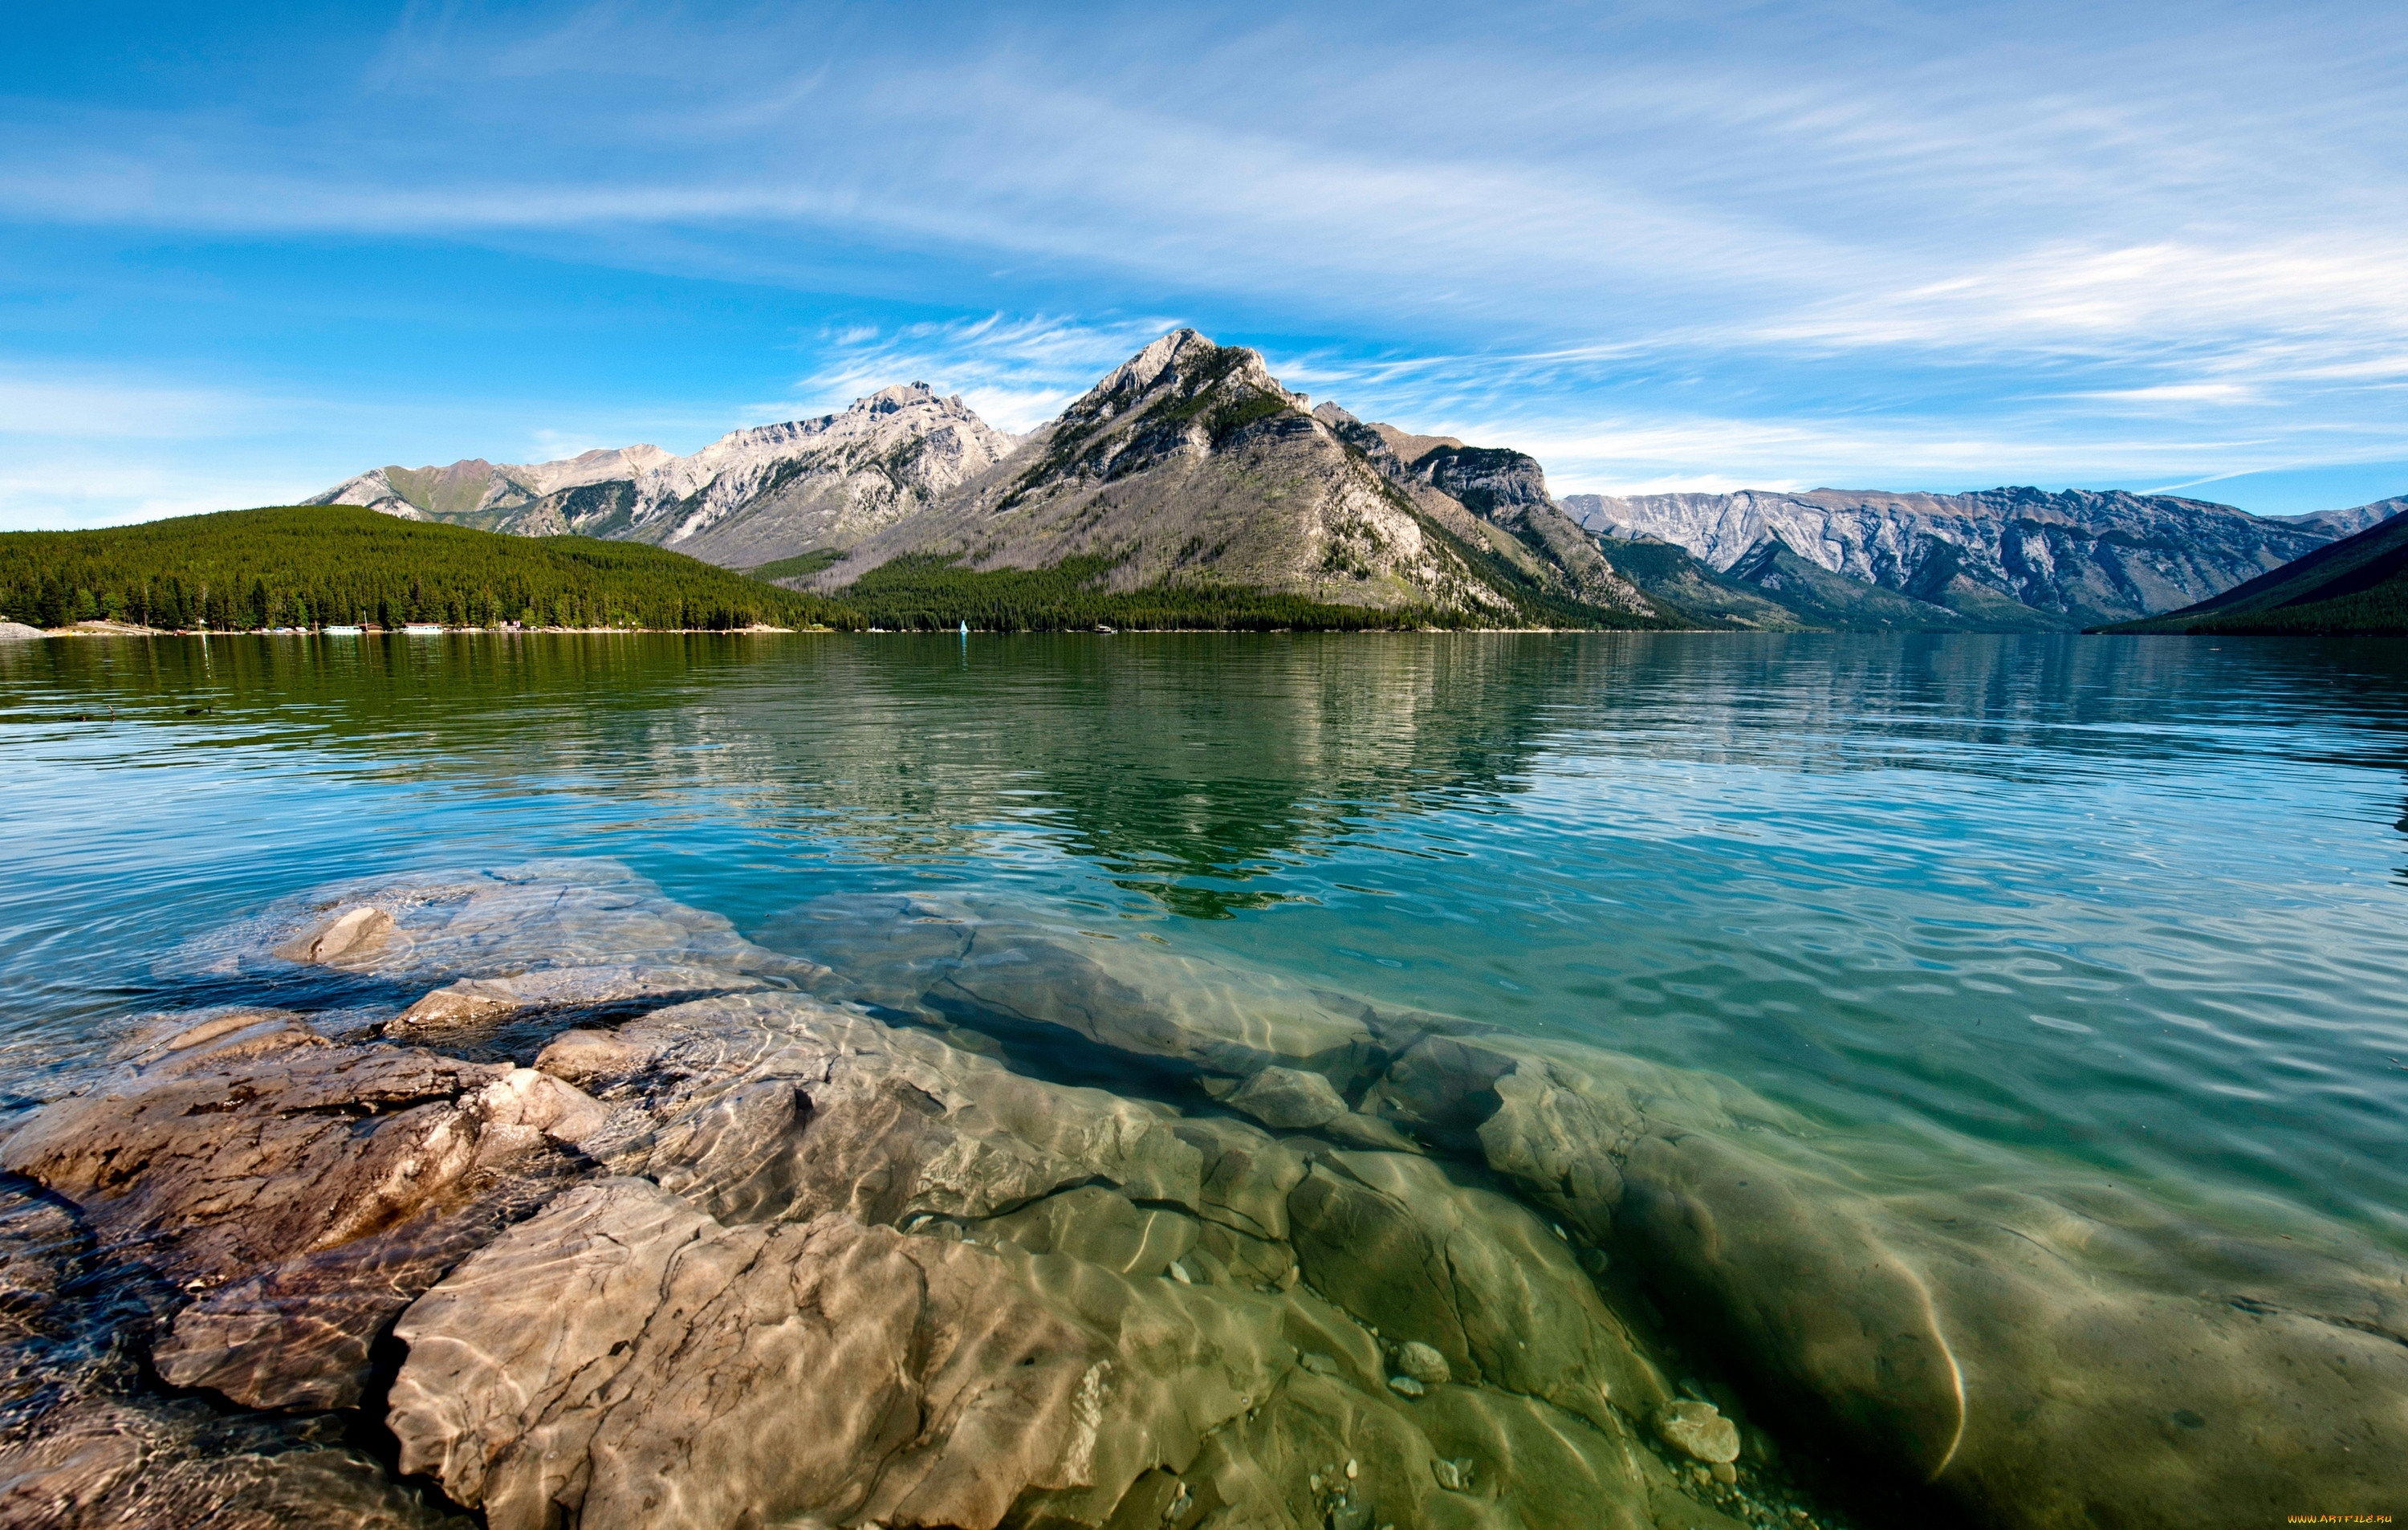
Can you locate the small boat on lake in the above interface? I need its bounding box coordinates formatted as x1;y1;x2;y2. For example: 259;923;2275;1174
402;624;444;635
322;625;363;636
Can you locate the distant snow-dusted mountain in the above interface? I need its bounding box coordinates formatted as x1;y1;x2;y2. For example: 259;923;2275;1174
311;384;1015;568
1559;486;2357;627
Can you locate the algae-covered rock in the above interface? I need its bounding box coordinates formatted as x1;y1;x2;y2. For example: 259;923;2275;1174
1177;1366;1660;1530
1362;1024;2408;1529
1285;1150;1666;1431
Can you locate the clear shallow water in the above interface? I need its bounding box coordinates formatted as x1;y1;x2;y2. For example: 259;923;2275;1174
3;630;2406;1251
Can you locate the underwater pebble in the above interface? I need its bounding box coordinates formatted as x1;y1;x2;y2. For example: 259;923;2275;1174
1345;1458;1358;1479
1431;1456;1475;1492
1299;1351;1339;1376
1713;1463;1738;1484
1386;1374;1424;1398
1657;1399;1742;1464
1393;1341;1450;1384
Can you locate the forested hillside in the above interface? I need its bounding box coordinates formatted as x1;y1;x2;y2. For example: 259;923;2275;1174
840;554;1455;631
2101;507;2408;635
0;506;863;632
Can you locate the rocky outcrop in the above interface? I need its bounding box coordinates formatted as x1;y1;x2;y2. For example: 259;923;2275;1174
1312;405;1657;618
308;385;1015;570
0;1011;605;1410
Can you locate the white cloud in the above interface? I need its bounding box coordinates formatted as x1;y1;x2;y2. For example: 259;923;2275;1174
750;313;1187;433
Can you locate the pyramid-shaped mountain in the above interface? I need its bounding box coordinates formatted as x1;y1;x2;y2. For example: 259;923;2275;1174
806;330;1663;625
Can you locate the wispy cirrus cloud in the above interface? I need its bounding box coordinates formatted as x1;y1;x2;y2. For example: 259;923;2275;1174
2;0;2404;523
753;314;1190;433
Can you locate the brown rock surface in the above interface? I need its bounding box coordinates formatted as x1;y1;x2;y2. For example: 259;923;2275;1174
387;1178;1292;1530
387;963;768;1035
0;1015;608;1411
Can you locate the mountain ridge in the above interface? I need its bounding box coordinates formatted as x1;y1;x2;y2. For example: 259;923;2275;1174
1561;486;2372;628
307;330;2402;632
309;384;1015;567
805;330;1670;627
2101;503;2408;634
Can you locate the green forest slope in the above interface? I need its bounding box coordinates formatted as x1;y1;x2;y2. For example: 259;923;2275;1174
2101;510;2408;635
0;506;864;632
835;554;1470;631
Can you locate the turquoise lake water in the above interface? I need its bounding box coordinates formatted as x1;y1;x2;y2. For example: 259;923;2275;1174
3;630;2405;1254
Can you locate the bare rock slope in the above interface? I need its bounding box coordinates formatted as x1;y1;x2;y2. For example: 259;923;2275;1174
1563;486;2360;627
813;330;1663;624
311;384;1015;570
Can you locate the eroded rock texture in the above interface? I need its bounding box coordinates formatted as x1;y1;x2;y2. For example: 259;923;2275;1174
6;864;2398;1530
0;1011;605;1411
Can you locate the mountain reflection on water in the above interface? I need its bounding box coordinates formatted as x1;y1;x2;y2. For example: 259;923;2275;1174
4;630;2408;1525
4;630;2407;1253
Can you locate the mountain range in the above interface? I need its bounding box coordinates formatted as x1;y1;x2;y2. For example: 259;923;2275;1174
2103;499;2408;635
315;384;1015;572
314;332;2405;632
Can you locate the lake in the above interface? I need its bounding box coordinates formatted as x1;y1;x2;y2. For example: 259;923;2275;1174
2;629;2404;1524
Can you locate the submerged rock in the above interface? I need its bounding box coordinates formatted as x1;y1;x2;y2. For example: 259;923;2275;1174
22;861;2396;1530
0;1014;608;1410
203;860;821;991
1226;1064;1349;1129
387;963;768;1035
1356;1025;2408;1528
1392;1341;1450;1386
1656;1400;1741;1464
1285;1150;1666;1431
563;991;1208;1228
388;1178;1296;1530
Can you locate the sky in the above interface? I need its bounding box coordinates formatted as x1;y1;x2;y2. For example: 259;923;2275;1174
3;0;2406;529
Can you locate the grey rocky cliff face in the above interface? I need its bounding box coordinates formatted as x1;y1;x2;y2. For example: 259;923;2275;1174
1564;486;2359;625
813;332;1672;625
308;384;1015;571
814;330;1535;618
7;859;2399;1530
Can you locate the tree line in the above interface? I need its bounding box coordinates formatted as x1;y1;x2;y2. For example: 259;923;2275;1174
838;553;1462;632
0;506;865;632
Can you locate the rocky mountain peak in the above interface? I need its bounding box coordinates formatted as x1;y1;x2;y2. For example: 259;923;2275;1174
862;381;941;414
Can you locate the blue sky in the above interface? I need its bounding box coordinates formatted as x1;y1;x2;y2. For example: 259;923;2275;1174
3;1;2405;528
